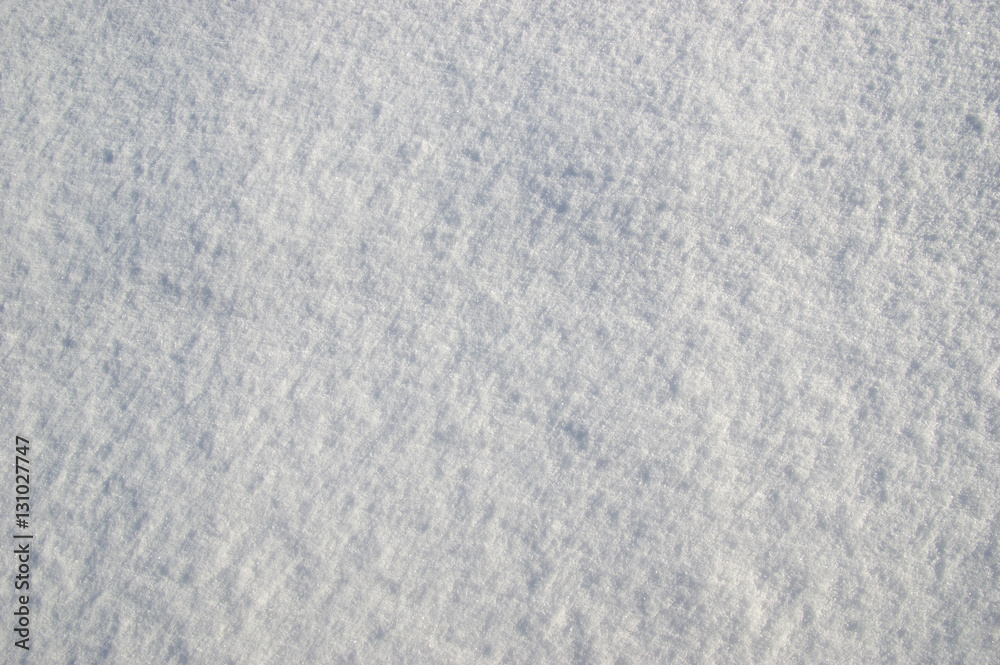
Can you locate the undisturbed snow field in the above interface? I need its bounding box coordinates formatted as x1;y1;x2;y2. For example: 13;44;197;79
2;1;999;663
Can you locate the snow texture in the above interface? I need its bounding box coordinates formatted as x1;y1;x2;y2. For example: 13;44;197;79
2;1;999;663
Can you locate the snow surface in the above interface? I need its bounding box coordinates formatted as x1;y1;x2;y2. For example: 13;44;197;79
2;1;999;663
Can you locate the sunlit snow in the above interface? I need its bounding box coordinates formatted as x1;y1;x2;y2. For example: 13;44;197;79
2;2;998;663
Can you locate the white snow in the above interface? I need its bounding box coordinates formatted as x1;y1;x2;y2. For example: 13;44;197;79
2;1;999;662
